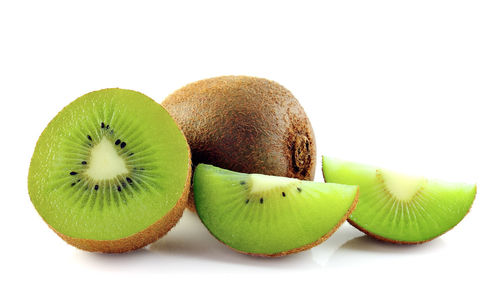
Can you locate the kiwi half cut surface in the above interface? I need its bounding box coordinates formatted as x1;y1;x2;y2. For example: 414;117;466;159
193;164;359;257
322;156;476;244
28;88;191;253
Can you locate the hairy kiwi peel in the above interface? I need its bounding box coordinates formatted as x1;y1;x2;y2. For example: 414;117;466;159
347;218;433;245
162;76;316;211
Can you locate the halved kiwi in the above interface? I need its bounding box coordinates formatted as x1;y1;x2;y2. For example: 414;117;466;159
193;164;359;257
322;156;476;244
28;88;191;253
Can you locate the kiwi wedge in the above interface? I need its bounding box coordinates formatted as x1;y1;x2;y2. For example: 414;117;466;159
163;76;316;211
28;88;191;253
322;156;476;244
193;164;359;257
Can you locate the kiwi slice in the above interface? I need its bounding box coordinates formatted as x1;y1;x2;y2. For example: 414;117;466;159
28;88;191;253
193;164;359;257
322;156;476;244
163;76;316;211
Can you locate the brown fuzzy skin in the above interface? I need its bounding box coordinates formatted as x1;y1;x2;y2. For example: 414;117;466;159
52;156;192;254
186;187;196;212
347;219;434;245
162;76;316;211
205;189;359;257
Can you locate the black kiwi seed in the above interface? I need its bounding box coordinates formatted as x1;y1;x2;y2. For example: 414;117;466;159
129;153;134;156
282;192;286;197
120;142;126;148
260;198;263;204
245;199;249;204
126;177;133;184
115;139;121;145
71;183;76;186
70;171;77;175
87;135;92;141
82;161;87;165
106;125;109;129
117;186;121;192
297;187;302;192
94;185;99;190
101;122;105;128
240;181;246;185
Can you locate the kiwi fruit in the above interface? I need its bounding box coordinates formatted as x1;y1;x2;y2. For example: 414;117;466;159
193;164;359;257
322;156;476;244
28;88;191;253
162;76;316;211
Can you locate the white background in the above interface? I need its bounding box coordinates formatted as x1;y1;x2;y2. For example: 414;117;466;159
1;1;498;302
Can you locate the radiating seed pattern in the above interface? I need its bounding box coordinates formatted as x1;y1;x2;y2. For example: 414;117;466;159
54;109;164;212
195;166;357;255
354;175;450;239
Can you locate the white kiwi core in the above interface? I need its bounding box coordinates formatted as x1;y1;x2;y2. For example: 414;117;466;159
84;137;128;181
379;169;427;201
249;174;300;195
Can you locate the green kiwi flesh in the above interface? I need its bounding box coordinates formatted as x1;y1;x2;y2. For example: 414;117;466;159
28;88;191;253
322;156;476;244
162;76;316;211
193;164;359;256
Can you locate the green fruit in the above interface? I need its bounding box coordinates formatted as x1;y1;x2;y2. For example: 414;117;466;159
162;76;316;211
193;164;359;256
28;88;191;253
322;156;476;244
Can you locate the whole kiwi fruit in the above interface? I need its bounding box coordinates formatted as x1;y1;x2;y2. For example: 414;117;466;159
162;76;316;210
